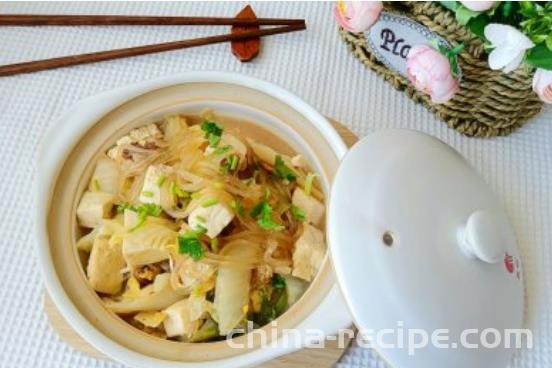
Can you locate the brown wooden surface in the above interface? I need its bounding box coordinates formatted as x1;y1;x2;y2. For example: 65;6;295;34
231;5;261;62
0;24;305;77
0;14;304;26
43;118;357;367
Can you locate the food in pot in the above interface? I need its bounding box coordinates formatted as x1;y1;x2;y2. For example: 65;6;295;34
75;111;326;341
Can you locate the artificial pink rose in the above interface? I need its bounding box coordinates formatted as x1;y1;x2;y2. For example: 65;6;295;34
533;68;552;104
333;1;383;33
406;45;459;104
460;1;496;11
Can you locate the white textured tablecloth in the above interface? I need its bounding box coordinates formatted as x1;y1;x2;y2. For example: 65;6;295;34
0;2;550;368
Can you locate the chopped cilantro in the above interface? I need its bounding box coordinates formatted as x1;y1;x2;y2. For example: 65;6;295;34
249;283;288;326
250;200;285;231
178;227;207;260
250;201;265;218
272;274;286;289
290;205;306;221
274;156;296;182
178;236;204;260
201;120;223;148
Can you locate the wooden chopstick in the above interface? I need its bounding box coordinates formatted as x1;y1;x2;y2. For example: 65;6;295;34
0;14;305;27
0;23;306;77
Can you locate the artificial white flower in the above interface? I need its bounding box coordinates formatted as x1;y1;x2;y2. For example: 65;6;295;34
484;24;535;73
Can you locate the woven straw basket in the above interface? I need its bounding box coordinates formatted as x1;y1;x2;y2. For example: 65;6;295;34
340;1;544;137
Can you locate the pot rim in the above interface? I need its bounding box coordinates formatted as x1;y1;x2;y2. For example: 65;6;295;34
35;71;350;367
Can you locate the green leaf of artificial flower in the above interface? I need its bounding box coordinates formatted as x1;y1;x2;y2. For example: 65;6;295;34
440;1;459;12
455;5;482;26
546;33;552;51
525;43;552;70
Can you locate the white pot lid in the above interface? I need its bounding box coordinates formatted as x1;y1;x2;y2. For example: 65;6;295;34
328;130;524;368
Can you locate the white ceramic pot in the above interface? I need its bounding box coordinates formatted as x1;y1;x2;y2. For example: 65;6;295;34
35;72;353;368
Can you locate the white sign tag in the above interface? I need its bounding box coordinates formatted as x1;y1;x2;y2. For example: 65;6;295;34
366;12;459;79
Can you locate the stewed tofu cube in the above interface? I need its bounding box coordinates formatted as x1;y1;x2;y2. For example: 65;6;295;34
188;203;234;238
76;191;115;228
129;123;162;145
87;236;125;294
292;224;326;282
139;165;173;204
292;188;325;227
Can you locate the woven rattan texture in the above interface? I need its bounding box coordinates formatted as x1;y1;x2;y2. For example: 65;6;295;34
340;1;544;137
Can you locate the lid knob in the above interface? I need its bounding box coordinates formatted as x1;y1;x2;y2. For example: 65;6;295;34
459;210;508;263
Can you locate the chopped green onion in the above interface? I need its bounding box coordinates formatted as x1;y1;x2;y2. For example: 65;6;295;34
274;155;296;182
201;198;219;207
208;134;221;147
141;191;154;198
191;192;202;200
210;238;219;253
156;175;166;187
290;205;306;221
137;203;163;217
213;144;232;156
230;199;245;216
128;203;163;232
229;155;239;170
170;182;188;198
196;215;207;223
220;154;240;174
195;225;208;235
304;172;318;196
116;202;134;214
92;179;101;192
129;217;147;232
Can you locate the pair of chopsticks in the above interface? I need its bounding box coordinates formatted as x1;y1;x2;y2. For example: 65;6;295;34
0;14;306;77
